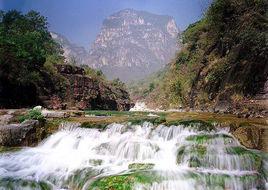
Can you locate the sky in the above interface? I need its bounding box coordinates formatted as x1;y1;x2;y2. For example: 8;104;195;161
0;0;211;49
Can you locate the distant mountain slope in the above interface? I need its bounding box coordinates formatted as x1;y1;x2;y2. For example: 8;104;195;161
50;32;88;65
86;9;180;82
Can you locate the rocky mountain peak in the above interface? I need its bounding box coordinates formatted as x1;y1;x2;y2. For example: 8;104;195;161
87;9;180;82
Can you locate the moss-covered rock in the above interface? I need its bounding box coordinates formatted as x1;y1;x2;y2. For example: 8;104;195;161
128;163;155;170
226;146;263;171
0;178;52;190
88;172;161;190
80;122;107;130
177;145;207;166
186;134;233;144
167;120;214;131
66;168;101;190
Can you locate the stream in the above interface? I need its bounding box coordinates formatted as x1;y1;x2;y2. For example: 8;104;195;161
0;121;267;190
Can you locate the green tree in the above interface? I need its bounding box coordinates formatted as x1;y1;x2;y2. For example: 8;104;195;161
0;10;63;107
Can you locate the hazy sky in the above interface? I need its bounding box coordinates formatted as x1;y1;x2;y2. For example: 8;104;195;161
0;0;211;49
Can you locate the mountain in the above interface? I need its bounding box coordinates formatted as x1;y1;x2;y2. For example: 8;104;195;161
86;9;180;82
50;32;88;65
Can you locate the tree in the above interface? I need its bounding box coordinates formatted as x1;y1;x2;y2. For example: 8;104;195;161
0;10;63;107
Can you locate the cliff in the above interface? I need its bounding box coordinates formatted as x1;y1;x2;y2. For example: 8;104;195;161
42;64;132;111
86;9;180;82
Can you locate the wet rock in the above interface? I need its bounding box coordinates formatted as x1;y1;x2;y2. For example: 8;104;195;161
58;122;81;130
41;109;70;118
0;120;42;146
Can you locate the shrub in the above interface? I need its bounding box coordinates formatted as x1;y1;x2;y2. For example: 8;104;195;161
19;109;45;123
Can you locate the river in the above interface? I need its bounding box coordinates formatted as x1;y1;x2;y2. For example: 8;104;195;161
0;121;267;189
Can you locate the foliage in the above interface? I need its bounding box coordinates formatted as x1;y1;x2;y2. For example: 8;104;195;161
18;109;45;123
0;10;62;85
0;10;65;107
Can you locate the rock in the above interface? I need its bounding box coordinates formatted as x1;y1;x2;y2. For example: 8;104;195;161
58;122;81;130
41;109;70;118
56;64;85;75
32;106;42;111
0;120;42;146
255;114;264;118
43;64;132;111
214;101;231;114
0;114;13;125
69;110;85;117
232;126;263;149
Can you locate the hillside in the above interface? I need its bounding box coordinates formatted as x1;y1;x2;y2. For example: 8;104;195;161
137;0;268;113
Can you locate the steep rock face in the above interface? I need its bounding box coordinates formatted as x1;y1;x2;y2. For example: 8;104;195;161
87;9;180;82
43;64;132;111
51;32;88;64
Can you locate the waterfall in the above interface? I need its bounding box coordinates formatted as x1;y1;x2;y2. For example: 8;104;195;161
0;122;267;190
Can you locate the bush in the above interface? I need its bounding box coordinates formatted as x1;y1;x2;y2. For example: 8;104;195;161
19;109;45;123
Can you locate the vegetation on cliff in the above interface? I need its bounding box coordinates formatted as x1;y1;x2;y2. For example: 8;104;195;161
133;0;268;110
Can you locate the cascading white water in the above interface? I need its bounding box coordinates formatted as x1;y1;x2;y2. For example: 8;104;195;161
0;122;267;190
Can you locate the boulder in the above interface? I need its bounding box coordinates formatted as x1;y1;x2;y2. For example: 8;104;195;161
0;120;43;146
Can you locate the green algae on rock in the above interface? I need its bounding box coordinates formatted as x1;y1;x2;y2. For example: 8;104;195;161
128;163;155;170
88;172;161;190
